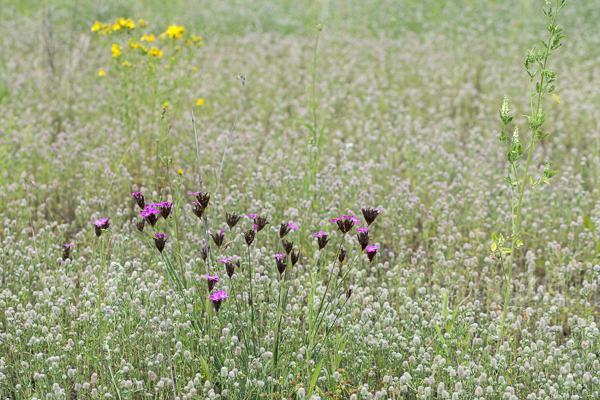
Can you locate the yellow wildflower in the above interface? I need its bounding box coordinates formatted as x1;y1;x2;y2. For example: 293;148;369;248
191;35;202;43
99;23;111;35
192;66;198;72
196;98;204;106
138;19;149;28
91;21;101;32
111;44;122;58
162;102;170;108
165;64;170;69
177;169;183;175
164;25;184;39
122;61;131;67
98;69;105;77
112;23;121;31
129;41;141;50
147;47;163;59
140;34;155;42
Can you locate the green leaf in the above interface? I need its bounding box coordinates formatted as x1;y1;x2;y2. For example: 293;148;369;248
552;93;561;104
308;359;324;397
491;242;497;252
199;355;211;382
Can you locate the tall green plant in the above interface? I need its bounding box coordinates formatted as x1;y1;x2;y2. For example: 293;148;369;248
301;24;325;197
491;0;566;346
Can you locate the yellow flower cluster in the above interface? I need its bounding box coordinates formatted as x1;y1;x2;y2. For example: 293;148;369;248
93;19;203;74
147;47;163;59
91;18;136;35
111;44;122;58
163;25;185;39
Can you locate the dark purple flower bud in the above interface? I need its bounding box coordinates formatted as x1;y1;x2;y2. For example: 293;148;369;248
135;220;145;232
357;231;370;251
206;290;228;312
226;262;235;278
279;223;291;238
290;250;300;266
205;274;219;292
159;202;172;219
226;212;241;230
254;216;269;233
201;245;210;262
93;218;110;237
366;245;378;263
281;239;293;255
346;287;353;299
338;247;346;263
332;215;360;234
190;191;210;209
361;207;381;226
191;202;205;219
130;192;146;210
62;243;73;260
275;254;287;275
244;228;256;246
154;233;168;253
211;230;225;249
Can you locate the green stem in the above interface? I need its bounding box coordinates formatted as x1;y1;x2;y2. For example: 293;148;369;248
498;0;560;347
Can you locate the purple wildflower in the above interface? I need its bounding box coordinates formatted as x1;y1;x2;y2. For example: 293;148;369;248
141;206;161;227
158;202;172;219
279;222;298;238
254;216;269;232
206;290;229;312
154;233;168;253
357;227;370;232
366;245;378;262
357;229;370;251
312;231;329;250
62;243;73;260
93;218;110;237
275;254;287;275
205;274;219;292
248;213;258;218
130;192;146;210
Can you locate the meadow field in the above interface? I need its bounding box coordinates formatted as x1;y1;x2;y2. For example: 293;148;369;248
0;0;600;398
